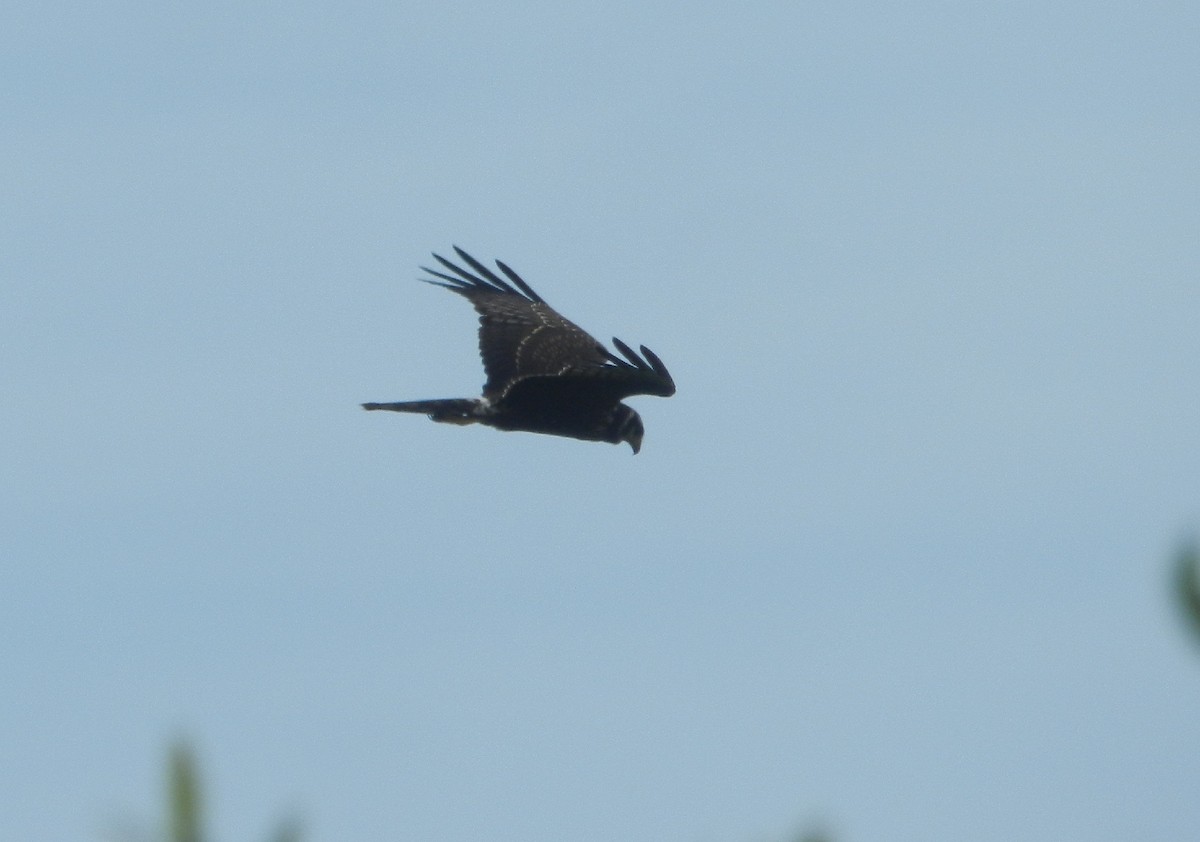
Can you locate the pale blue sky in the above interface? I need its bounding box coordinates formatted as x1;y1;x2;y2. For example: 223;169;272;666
3;2;1199;841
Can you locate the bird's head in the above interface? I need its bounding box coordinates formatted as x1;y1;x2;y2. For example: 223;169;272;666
609;404;644;454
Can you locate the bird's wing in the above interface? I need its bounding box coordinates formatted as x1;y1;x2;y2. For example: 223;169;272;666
422;247;611;399
500;337;676;409
577;337;676;399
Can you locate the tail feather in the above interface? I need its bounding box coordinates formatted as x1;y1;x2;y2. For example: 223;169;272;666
361;398;481;425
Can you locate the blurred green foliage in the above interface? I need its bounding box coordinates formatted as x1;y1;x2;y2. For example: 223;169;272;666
106;542;1200;842
1173;541;1200;647
110;739;299;842
167;743;202;842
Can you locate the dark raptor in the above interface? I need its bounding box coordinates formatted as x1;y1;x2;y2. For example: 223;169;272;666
362;247;675;453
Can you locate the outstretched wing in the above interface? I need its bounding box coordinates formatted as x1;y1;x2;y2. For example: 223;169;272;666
422;247;610;400
498;337;674;421
544;336;676;400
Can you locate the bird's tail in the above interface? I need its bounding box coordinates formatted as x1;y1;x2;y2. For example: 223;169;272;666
361;398;481;425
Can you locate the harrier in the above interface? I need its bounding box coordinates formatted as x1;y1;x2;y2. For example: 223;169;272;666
362;247;675;453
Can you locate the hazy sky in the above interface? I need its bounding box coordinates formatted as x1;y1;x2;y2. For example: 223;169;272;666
3;3;1199;841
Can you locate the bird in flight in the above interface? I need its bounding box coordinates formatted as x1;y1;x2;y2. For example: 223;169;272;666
362;247;675;453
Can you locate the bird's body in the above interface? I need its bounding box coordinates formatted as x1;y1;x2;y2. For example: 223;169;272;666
362;248;675;453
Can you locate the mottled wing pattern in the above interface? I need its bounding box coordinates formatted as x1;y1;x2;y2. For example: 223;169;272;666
422;247;611;399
